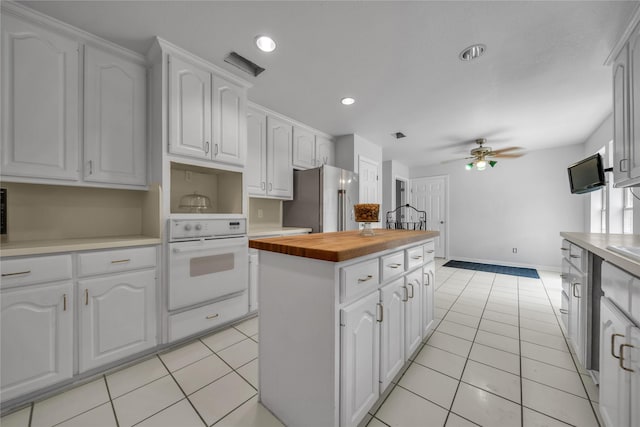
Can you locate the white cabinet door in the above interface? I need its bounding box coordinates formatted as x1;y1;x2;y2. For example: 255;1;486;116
84;46;146;186
630;326;640;427
1;14;79;181
422;263;435;338
79;270;156;372
247;107;267;196
212;77;246;166
1;282;73;402
405;270;423;358
266;116;293;198
169;55;211;159
628;24;640;181
292;126;316;169
613;45;631;185
379;279;405;391
315;135;335;166
599;297;631;427
568;267;584;361
340;291;380;427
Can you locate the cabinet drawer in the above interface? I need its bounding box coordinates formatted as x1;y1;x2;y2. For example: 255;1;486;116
406;246;425;270
341;258;379;303
568;244;586;272
169;293;248;342
1;255;72;288
381;251;405;281
78;246;156;277
423;240;435;262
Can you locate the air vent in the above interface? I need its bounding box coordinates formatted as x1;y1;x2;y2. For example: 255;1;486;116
224;52;265;77
392;132;406;139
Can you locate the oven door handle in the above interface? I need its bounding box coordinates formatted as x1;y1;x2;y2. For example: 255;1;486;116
172;244;244;254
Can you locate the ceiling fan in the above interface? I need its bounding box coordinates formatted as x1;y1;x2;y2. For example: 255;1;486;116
444;138;525;170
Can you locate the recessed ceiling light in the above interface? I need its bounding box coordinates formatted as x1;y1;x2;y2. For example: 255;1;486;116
459;44;486;61
341;97;355;105
255;35;276;52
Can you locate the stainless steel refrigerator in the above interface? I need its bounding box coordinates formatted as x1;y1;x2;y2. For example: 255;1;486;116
283;165;359;233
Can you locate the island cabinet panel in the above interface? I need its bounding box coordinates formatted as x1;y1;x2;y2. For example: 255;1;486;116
256;235;437;427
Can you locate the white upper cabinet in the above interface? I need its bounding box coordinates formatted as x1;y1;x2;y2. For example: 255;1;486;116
315;135;335;167
292;126;316;169
266;115;293;198
84;45;146;186
246;107;267;195
612;20;640;187
166;47;248;167
169;54;212;160
1;13;79;181
212;78;246;166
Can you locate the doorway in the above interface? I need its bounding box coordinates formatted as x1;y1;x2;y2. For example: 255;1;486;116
395;177;408;223
411;175;448;258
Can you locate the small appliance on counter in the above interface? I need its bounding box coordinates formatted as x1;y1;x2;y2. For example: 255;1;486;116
283;165;359;233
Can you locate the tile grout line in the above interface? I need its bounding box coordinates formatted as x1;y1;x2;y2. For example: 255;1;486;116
103;374;120;427
517;276;524;427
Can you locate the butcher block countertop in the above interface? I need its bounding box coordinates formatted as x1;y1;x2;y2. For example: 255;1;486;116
249;229;439;262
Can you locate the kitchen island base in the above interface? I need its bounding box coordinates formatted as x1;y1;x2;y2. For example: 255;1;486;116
253;230;438;427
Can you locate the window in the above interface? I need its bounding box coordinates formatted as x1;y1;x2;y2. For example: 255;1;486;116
623;188;634;234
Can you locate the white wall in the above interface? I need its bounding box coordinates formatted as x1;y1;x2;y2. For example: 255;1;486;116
410;144;585;271
335;133;383;205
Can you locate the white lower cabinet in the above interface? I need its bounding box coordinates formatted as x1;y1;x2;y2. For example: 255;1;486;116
78;270;156;372
0;282;74;402
340;291;380;427
405;269;423;356
599;297;640;427
379;278;405;391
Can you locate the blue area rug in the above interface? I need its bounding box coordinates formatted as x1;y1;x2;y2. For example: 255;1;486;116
443;260;540;279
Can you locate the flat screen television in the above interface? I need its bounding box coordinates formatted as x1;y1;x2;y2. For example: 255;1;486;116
567;153;606;194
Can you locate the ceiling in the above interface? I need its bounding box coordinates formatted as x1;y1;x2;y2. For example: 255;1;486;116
19;1;638;168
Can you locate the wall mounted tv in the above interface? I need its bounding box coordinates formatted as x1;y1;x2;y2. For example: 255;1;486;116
567;153;606;194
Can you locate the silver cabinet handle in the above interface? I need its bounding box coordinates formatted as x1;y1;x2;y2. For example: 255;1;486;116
426;250;435;254
559;309;569;314
269;183;273;191
376;303;383;323
111;259;131;264
63;294;67;311
206;313;219;320
407;283;414;299
620;343;635;372
560;248;569;251
402;286;409;302
411;255;423;260
261;182;266;190
611;333;625;359
205;141;210;153
388;263;402;269
572;282;580;298
570;254;580;259
88;160;93;175
423;272;430;286
85;289;89;306
357;275;373;283
1;270;31;277
620;158;629;172
560;274;568;279
214;143;219;155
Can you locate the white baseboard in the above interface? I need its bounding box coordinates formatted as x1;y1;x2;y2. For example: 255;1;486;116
447;256;561;273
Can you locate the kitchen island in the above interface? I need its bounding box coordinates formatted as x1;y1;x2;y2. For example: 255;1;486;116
249;229;439;427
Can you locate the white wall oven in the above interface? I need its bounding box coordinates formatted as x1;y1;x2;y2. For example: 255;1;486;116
167;218;248;340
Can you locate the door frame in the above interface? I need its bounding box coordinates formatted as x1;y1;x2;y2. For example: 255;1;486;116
410;174;450;260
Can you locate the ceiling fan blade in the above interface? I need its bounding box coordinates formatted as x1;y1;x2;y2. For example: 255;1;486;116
490;146;523;155
489;153;525;159
440;156;474;164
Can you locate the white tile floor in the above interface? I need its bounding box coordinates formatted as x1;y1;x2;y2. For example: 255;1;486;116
1;261;603;427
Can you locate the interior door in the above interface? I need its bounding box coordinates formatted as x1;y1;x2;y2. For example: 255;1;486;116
358;156;379;204
411;176;447;258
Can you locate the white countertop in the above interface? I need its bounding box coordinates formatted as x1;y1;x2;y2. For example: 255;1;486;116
0;235;162;257
248;226;312;238
560;232;640;277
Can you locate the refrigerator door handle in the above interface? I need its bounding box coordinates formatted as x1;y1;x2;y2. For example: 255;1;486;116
338;189;346;231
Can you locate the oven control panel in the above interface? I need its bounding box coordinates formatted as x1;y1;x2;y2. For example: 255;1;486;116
170;218;246;240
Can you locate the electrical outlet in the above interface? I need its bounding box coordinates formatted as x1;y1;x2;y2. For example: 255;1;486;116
512;248;518;254
185;171;192;182
257;209;263;218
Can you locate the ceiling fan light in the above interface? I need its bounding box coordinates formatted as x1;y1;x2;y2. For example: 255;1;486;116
489;160;498;168
465;163;474;170
476;159;487;170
